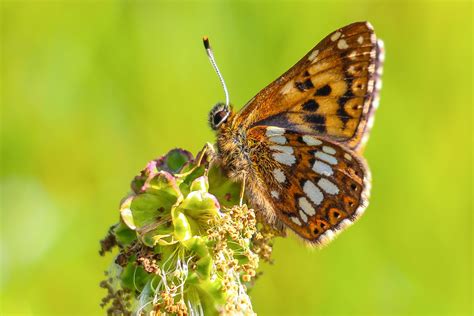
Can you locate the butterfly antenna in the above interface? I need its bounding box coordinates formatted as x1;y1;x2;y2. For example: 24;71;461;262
203;36;230;107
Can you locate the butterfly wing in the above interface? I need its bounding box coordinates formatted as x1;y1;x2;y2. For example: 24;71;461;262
237;21;384;151
245;125;371;246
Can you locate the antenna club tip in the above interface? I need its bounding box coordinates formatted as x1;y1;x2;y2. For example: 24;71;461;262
203;36;210;49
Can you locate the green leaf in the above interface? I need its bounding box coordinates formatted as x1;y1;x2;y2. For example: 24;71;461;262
114;221;137;246
130;194;163;228
144;171;180;197
120;207;137;230
165;149;193;173
120;196;136;230
208;164;242;208
130;172;181;229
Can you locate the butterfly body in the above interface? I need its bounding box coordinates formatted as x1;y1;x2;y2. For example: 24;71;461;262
209;21;384;246
214;115;287;226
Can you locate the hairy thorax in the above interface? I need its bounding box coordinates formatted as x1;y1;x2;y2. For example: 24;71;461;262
215;115;283;227
215;120;251;181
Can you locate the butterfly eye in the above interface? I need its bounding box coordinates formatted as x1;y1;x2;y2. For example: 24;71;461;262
209;103;230;130
213;111;227;126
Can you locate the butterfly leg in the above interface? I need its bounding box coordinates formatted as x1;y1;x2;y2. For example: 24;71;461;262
239;174;246;207
196;142;216;167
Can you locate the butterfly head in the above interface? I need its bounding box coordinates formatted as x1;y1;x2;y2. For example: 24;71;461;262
209;102;231;130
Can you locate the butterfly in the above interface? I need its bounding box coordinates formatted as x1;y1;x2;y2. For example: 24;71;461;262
205;21;384;246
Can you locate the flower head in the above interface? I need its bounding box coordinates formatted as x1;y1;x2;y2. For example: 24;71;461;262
100;146;279;315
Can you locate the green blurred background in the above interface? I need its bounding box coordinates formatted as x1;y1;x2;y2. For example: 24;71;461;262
1;1;472;315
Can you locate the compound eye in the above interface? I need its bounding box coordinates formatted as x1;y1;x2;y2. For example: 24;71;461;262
213;110;227;127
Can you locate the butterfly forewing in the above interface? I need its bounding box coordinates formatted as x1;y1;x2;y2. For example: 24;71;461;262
247;126;371;245
237;21;384;151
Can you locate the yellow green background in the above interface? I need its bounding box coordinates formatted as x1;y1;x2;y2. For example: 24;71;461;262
1;1;472;315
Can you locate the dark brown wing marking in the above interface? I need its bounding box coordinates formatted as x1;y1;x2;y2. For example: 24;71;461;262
235;21;384;151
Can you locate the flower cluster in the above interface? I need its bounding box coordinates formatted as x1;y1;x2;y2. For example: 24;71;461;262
100;147;279;315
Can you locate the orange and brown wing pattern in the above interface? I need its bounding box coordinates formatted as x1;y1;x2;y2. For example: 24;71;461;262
236;21;384;151
247;126;371;246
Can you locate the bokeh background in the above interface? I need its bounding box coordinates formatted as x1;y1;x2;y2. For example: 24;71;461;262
1;1;472;315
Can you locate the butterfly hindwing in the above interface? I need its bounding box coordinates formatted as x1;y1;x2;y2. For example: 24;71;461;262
246;125;371;245
237;21;384;151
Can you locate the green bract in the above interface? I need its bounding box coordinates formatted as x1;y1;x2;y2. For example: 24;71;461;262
100;147;277;316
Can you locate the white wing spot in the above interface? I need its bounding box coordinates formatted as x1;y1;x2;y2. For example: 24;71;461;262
313;160;333;176
338;218;352;230
376;80;383;90
317;178;339;195
318;230;335;244
337;39;349;50
378;39;385;62
266;126;285;137
308;49;319;62
367;116;375;129
269;135;287;144
270;190;279;199
370;33;376;43
315;151;338;165
299;210;308;223
270;145;294;154
303;180;324;205
357;35;364;44
299;197;316;216
322;146;336;155
367;79;375;93
368;64;376;74
370;48;377;59
273;168;286;183
273;152;296;166
361;134;370;148
331;31;342;41
373;96;380;109
344;153;352;161
376;65;383;76
281;79;294;95
291;217;302;226
302;135;322;146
